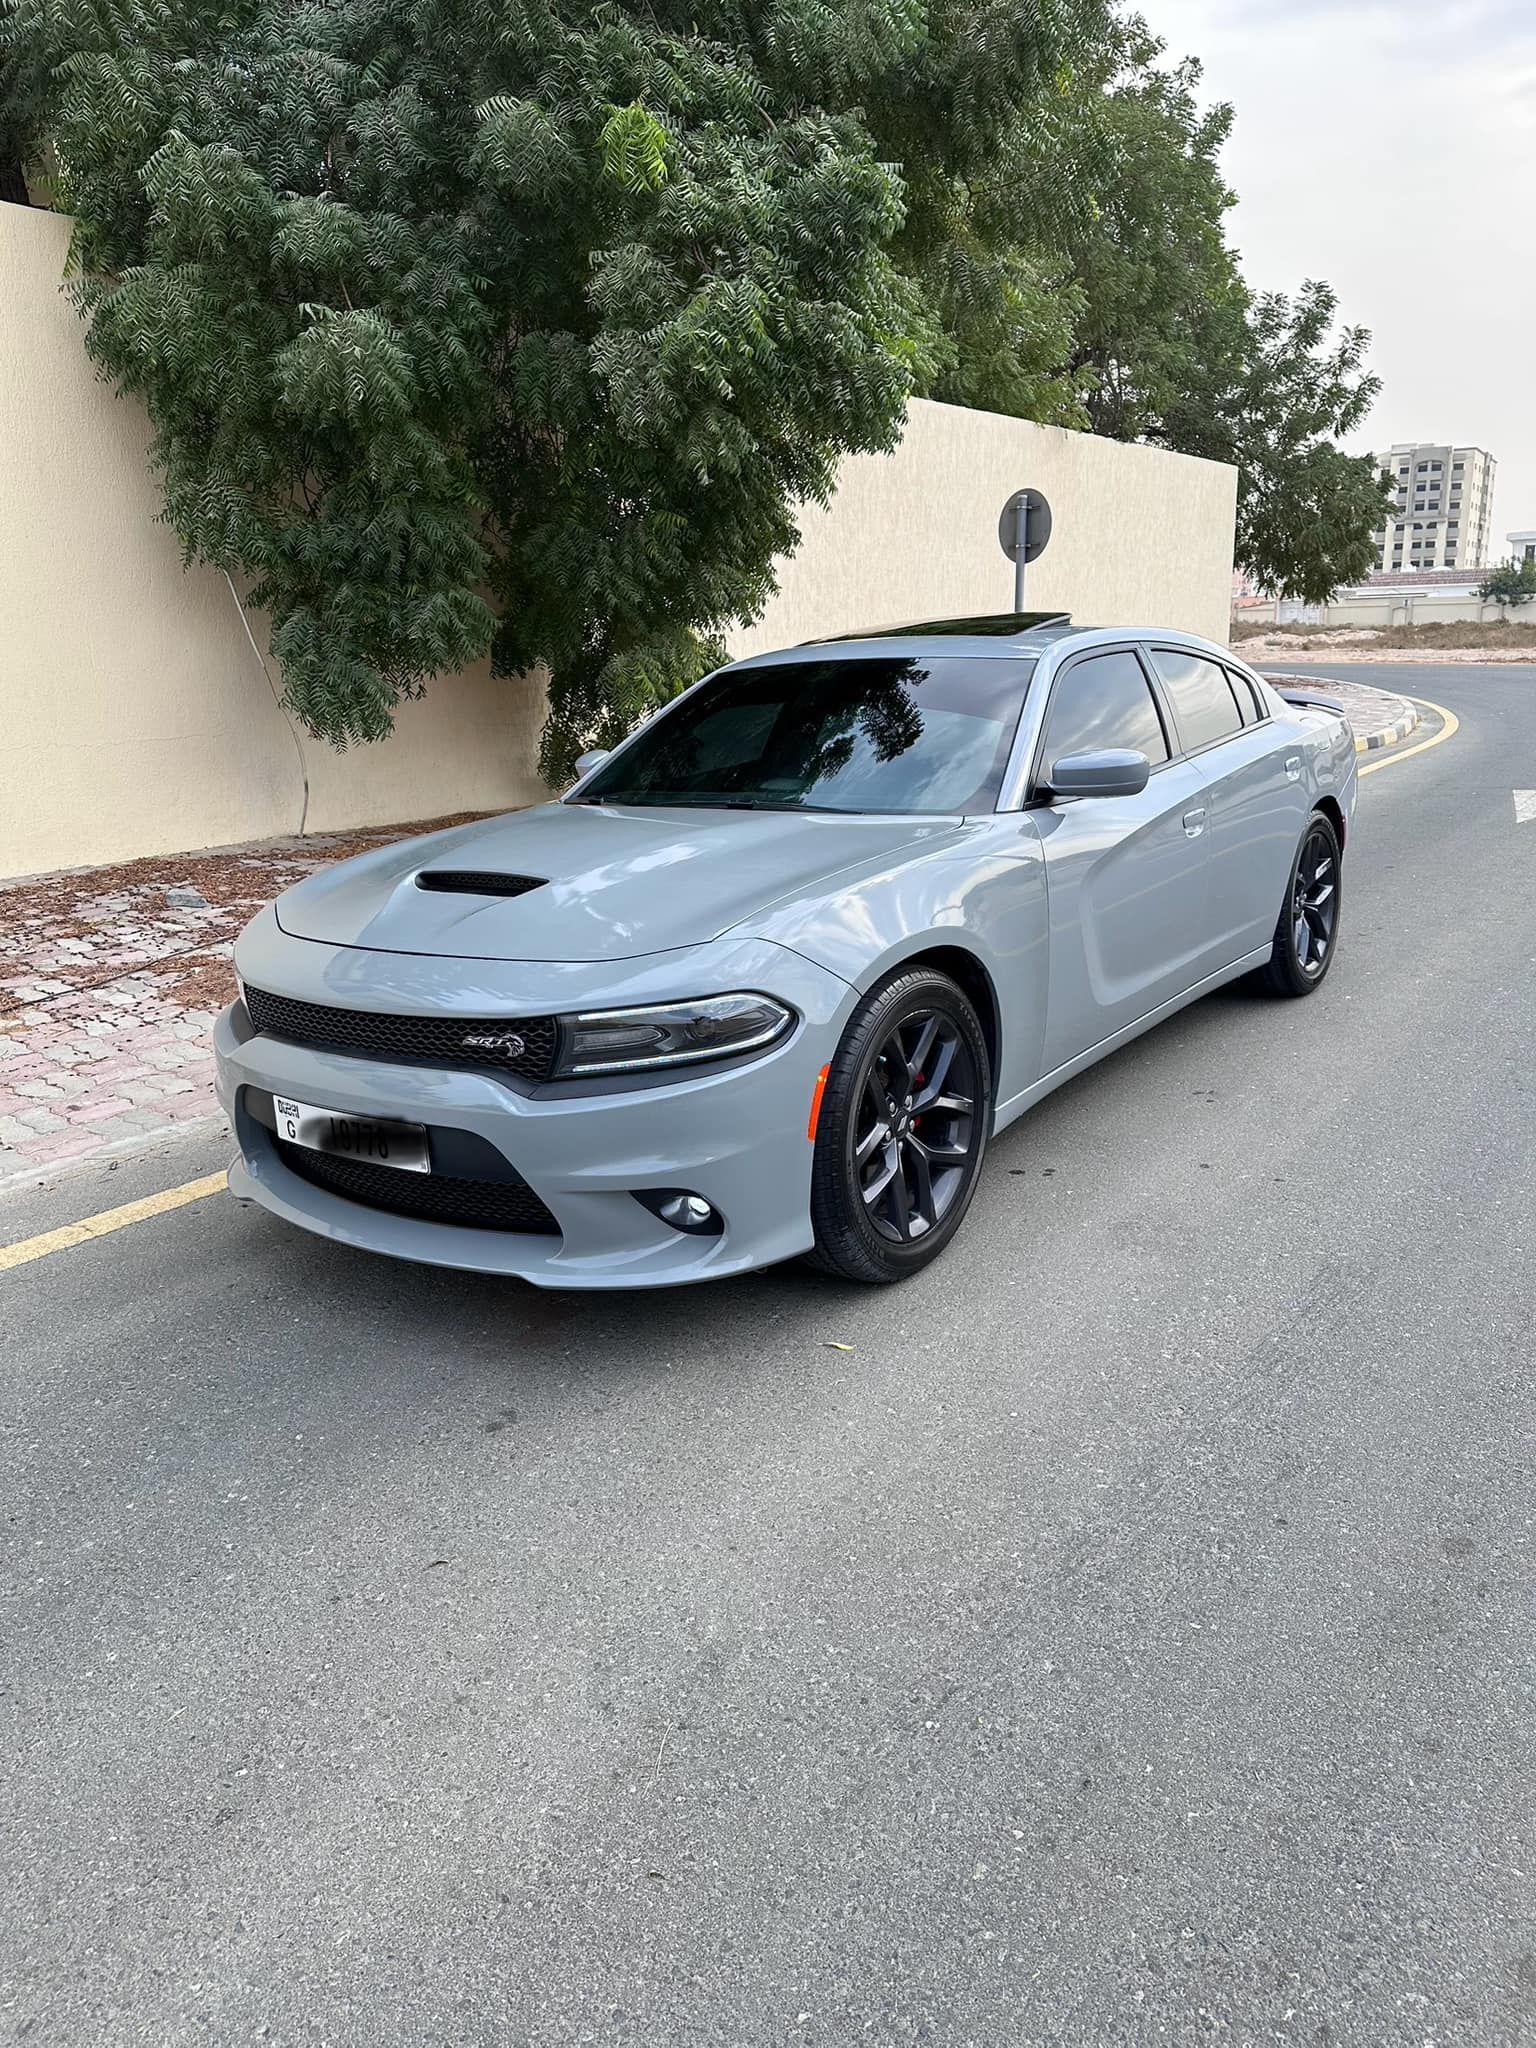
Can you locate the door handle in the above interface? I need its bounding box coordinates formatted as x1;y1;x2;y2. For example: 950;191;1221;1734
1284;753;1302;782
1182;806;1207;837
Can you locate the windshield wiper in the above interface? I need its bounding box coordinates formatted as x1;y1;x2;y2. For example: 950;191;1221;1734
571;794;827;812
702;797;819;811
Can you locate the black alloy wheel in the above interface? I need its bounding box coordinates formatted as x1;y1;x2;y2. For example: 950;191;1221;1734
808;967;991;1283
1261;812;1343;997
855;1010;978;1243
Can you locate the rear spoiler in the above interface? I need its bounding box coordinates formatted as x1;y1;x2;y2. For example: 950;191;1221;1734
1269;683;1347;716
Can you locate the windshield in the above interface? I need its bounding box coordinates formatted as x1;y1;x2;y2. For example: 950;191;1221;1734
574;656;1036;815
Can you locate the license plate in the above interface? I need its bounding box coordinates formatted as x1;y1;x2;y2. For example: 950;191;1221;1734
272;1095;431;1174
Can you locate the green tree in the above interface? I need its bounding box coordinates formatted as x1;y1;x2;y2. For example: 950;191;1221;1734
1061;31;1243;445
18;0;996;773
1480;556;1536;608
9;0;1387;751
948;23;1389;604
860;1;1116;427
0;0;49;205
1159;282;1390;603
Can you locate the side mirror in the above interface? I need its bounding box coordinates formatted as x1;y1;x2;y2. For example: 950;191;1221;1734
574;749;610;779
1046;748;1151;800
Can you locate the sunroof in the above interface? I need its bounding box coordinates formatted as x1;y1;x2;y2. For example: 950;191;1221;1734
820;612;1072;641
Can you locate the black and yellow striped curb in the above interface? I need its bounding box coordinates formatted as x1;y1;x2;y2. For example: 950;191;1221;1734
1354;702;1420;755
1259;671;1421;757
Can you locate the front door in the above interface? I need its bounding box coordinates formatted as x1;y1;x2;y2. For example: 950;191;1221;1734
1032;648;1213;1073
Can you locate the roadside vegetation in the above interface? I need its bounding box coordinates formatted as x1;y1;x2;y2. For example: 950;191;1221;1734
1231;618;1536;653
0;0;1388;773
1479;556;1536;609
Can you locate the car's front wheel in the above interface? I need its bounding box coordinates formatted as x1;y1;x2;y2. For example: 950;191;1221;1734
806;967;992;1284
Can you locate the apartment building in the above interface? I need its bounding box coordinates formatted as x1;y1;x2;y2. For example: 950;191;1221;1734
1372;443;1496;573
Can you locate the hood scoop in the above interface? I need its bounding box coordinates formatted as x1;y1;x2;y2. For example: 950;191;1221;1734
414;869;546;898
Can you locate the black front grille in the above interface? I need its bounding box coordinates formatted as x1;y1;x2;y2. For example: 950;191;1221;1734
244;985;558;1082
276;1140;560;1235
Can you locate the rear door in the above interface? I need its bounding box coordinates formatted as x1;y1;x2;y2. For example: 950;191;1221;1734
1146;646;1307;968
1033;646;1213;1073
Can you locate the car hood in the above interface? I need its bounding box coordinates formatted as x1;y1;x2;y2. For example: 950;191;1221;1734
274;802;967;962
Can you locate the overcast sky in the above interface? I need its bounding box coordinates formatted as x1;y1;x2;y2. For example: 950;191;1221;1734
1147;0;1536;550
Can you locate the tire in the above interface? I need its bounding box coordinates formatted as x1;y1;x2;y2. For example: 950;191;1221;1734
806;967;992;1284
1260;811;1343;998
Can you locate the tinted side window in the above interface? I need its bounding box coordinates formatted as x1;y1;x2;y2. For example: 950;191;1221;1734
1225;665;1268;724
1040;653;1169;776
1150;650;1244;751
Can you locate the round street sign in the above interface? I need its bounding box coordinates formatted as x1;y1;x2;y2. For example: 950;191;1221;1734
998;488;1053;564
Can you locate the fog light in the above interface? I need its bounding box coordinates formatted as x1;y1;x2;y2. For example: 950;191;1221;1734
634;1188;723;1236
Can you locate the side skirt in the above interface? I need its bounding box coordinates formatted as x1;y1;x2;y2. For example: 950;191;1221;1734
991;945;1274;1135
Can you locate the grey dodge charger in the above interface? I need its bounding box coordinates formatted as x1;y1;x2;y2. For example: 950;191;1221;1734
215;614;1356;1287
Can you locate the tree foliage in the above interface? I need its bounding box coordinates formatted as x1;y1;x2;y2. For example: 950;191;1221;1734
860;2;1115;428
0;0;48;204
1043;25;1389;602
17;0;1044;772
1158;283;1390;604
874;12;1388;603
1062;31;1243;445
1480;556;1536;608
5;0;1388;758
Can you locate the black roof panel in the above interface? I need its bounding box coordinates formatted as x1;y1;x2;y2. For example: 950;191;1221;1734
817;611;1073;643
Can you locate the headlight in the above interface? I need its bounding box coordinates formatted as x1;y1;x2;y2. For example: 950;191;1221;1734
554;994;794;1077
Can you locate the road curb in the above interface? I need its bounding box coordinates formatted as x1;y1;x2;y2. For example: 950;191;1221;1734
1352;701;1420;754
1356;693;1460;778
0;1111;226;1200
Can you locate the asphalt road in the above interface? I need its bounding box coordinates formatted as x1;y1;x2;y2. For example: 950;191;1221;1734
4;663;1534;2047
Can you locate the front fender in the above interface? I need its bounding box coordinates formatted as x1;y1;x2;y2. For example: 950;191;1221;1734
746;817;1049;1113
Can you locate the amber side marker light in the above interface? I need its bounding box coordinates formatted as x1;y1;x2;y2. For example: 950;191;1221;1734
806;1064;831;1142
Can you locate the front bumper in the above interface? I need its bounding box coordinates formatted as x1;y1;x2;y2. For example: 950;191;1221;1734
214;928;855;1289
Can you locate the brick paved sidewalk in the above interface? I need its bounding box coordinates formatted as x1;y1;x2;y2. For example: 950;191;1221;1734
0;816;483;1191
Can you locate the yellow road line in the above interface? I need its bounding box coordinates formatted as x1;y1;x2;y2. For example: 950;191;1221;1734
0;1170;227;1273
1358;695;1459;776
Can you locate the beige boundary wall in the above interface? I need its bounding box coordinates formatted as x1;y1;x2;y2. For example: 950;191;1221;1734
1241;591;1512;630
740;399;1236;660
1;203;1236;881
0;206;550;883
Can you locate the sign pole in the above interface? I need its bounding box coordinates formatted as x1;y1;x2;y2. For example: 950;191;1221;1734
1013;500;1029;613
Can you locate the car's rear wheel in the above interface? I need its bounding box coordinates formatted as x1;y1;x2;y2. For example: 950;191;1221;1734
1260;811;1343;997
806;968;991;1284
